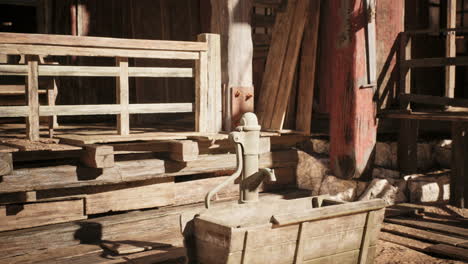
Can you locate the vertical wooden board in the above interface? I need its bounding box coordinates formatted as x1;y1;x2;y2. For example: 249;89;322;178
0;153;13;176
451;122;468;208
85;178;175;215
195;49;209;132
296;0;321;134
398;119;419;174
0;199;86;232
205;33;222;133
446;0;457;98
116;57;130;135
25;56;40;141
376;0;404;109
269;0;310;130
256;0;298;126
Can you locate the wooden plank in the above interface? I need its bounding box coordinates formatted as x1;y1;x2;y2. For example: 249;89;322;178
402;57;468;68
85;178;174;215
0;64;193;77
364;0;377;85
272;200;386;226
116;57;129;136
195;38;209;133
380;110;468;121
257;0;298;127
0;150;299;193
169;140;199;162
451;122;468;208
426;244;468;262
37;103;193;116
202;34;222;133
0;106;29;117
385;218;468;238
446;0;457;98
379;231;433;252
358;210;376;264
268;0;310;130
400;34;412;105
0;44;200;60
0;153;13;176
382;223;468;246
0;199;86;232
294;222;307;263
0;145;18;153
80;145;114;169
295;0;321;134
397;119;419;174
400;93;468;108
25;55;40;141
0;32;208;51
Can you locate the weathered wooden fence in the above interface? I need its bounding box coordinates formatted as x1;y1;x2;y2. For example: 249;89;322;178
0;32;222;140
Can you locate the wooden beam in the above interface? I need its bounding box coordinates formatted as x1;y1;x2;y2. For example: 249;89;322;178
400;33;412;104
400;93;468;108
0;32;208;51
210;0;253;131
426;244;468;262
0;199;86;232
169;140;199;162
80;145;114;169
402;57;468;68
199;34;222;133
0;44;200;60
382;223;467;246
451;122;468;208
195;41;208;133
0;65;194;78
0;153;13;176
295;0;321;134
446;0;457;98
25;55;40;141
116;57;130;136
398;119;419;174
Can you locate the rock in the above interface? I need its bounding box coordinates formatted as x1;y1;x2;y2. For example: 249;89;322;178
372;167;400;179
433;140;451;168
310;139;329;155
356;180;370;198
358;178;405;205
407;172;450;203
375;142;397;169
417;143;435;171
319;175;358;202
296;151;329;195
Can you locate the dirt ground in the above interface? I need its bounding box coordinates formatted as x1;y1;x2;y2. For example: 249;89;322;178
375;240;466;264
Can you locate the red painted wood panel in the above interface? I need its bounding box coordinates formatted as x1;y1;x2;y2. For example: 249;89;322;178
323;0;376;179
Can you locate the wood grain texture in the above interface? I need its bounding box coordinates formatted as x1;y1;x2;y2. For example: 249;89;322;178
0;199;86;232
25;56;40;141
116;57;130;136
0;32;208;51
269;0;310;130
451;122;468;208
0;153;13;176
398;119;419;174
445;0;457;98
296;0;321;134
85;178;174;215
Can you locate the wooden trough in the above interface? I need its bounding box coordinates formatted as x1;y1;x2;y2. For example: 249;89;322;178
190;196;386;264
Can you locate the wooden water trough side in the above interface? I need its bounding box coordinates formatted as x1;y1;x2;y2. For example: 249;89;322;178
0;32;222;139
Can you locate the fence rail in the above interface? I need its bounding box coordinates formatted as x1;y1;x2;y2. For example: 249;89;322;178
0;32;221;140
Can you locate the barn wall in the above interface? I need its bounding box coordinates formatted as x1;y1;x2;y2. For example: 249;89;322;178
46;0;201;124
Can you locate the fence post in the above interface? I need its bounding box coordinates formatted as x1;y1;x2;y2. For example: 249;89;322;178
116;57;130;135
196;33;222;133
25;55;40;141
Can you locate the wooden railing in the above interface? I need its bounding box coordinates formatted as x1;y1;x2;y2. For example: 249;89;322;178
0;32;222;140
